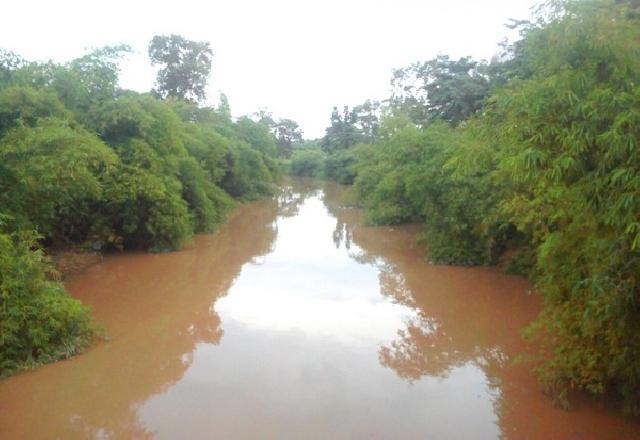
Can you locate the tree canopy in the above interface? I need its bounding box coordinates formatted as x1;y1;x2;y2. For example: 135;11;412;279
149;35;213;102
391;55;491;125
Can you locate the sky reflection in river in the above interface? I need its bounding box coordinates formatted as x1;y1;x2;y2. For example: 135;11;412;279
1;179;639;439
215;195;418;345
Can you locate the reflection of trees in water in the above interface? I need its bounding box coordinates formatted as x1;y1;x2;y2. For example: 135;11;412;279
92;202;277;437
378;312;511;382
276;179;319;218
1;199;280;439
324;186;526;378
379;313;448;380
320;180;547;437
368;236;519;382
332;219;353;250
375;256;514;382
322;181;365;255
378;264;415;307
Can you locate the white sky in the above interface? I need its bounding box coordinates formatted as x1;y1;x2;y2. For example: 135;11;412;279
1;0;537;138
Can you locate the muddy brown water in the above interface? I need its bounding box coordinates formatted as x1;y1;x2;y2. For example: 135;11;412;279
1;180;639;439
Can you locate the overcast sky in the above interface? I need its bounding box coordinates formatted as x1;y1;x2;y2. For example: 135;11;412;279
2;0;537;138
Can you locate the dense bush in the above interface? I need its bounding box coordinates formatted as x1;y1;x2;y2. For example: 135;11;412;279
0;227;95;376
179;157;234;233
220;142;276;199
0;46;280;374
290;149;325;177
0;118;117;245
0;86;70;136
324;147;359;184
352;121;504;264
0;57;280;252
323;0;640;414
481;0;640;412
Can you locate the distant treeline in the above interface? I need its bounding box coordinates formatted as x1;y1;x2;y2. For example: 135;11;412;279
0;38;281;375
293;0;640;414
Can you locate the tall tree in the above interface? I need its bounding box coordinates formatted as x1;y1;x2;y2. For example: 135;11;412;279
274;119;303;158
391;55;490;126
217;92;231;118
148;35;213;102
351;100;380;142
321;103;378;153
0;49;25;85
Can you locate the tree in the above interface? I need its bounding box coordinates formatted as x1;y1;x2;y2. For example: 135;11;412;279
351;100;380;142
217;92;231;118
254;108;275;129
391;55;491;125
0;45;283;377
235;116;277;157
55;45;131;126
322;106;353;153
321;104;375;153
148;35;213;102
274;118;303;158
0;49;25;85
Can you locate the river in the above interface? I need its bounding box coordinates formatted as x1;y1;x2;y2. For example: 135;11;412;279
1;179;638;439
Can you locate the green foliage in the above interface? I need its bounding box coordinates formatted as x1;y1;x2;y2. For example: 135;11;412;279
235;116;281;179
326;0;640;414
102;167;193;251
148;35;213;102
0;49;25;85
0;118;117;244
0;42;279;375
178;114;229;183
353;124;425;225
178;157;234;233
60;45;131;120
480;0;640;413
351;121;506;264
324;147;359;184
0;86;69;135
235;116;278;157
391;56;491;125
274;118;303;158
290;149;325;177
0;227;95;376
220;142;275;199
321;102;380;154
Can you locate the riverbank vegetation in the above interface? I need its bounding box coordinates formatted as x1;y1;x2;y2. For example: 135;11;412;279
0;36;281;375
2;0;639;418
311;0;640;414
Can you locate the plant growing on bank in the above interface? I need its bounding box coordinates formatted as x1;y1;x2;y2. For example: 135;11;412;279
482;0;640;412
0;226;95;377
324;147;360;185
0;35;282;375
321;0;640;414
290;149;325;178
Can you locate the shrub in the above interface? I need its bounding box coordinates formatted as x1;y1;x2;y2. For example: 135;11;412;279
325;148;358;184
290;149;325;177
0;227;95;376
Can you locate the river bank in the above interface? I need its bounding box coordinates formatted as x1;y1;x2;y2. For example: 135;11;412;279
1;180;638;439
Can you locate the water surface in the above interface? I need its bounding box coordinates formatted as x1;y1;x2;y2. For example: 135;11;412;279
1;180;639;439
